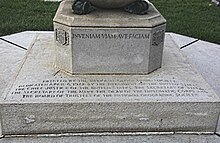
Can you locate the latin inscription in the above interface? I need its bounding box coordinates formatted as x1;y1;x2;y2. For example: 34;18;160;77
72;33;150;40
11;78;210;100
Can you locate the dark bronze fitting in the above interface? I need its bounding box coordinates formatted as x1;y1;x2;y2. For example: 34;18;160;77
72;0;96;15
124;1;149;15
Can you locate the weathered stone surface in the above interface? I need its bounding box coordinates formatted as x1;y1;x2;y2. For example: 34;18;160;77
0;39;28;137
1;31;54;50
54;23;165;74
1;135;220;143
0;32;55;98
180;40;220;135
1;31;36;50
53;0;166;74
0;120;2;137
0;40;26;96
168;33;198;49
217;117;220;135
181;40;220;98
0;34;219;135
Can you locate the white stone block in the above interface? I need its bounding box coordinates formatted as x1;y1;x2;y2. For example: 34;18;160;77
0;34;219;135
217;117;220;135
53;0;166;74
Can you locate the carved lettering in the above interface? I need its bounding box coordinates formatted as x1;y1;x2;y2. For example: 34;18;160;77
11;78;210;100
72;33;150;40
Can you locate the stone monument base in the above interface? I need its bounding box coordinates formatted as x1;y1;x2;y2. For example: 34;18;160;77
53;0;166;74
0;34;219;135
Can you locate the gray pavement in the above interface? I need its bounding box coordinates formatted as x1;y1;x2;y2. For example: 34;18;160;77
1;134;220;143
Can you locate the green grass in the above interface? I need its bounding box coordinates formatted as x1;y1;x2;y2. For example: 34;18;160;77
0;0;59;35
0;0;220;44
153;0;220;44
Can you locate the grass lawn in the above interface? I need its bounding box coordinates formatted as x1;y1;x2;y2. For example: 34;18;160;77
153;0;220;44
0;0;220;44
0;0;59;35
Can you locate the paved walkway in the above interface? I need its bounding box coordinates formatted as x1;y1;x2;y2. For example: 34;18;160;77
0;31;219;142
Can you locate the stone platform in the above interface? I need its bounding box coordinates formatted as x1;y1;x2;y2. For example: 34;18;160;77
0;32;220;142
0;33;219;135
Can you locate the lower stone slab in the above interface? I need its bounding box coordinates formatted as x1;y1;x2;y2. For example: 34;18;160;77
0;34;219;135
1;135;220;143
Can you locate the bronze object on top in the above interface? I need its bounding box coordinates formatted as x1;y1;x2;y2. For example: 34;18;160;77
88;0;138;8
72;0;149;15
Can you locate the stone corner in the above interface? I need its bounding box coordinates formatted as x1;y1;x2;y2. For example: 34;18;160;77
0;117;2;138
216;115;220;135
